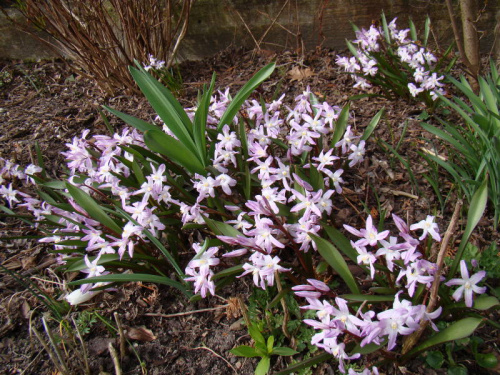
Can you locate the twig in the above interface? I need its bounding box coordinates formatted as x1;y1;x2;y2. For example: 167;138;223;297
233;8;261;51
189;344;238;374
401;200;463;355
444;0;473;73
428;200;463;310
113;312;127;361
144;305;228;319
256;0;290;46
379;188;419;200
108;342;122;375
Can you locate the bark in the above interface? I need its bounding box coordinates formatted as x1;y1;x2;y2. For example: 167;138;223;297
460;0;480;90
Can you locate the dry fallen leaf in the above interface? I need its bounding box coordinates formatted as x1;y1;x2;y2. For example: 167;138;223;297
125;326;156;342
288;66;314;82
21;301;31;319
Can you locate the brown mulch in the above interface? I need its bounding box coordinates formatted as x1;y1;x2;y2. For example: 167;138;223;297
0;48;498;375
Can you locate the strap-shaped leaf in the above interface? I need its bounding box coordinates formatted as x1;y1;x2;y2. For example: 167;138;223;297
114;207;184;277
144;129;206;175
203;216;243;237
449;177;488;277
340;294;394;302
103;105;158;133
130;66;197;155
361;107;385;141
68;273;192;297
193;74;216;165
311;234;360;294
65;183;122;234
331;103;350;147
402;317;482;359
322;224;358;262
217;62;275;131
274;352;333;375
65;253;157;272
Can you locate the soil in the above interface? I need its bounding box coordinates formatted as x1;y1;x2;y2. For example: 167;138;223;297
0;48;498;375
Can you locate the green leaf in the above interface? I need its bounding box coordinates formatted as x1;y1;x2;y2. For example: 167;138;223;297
423;16;430;46
65;253;157;272
230;345;260;358
203;217;243;237
103;106;158;133
331;103;350;147
267;336;274;353
447;366;468;375
322;224;358;262
381;12;391;43
68;273;191;297
340;294;394;302
361;107;384;141
193;74;216;164
42;181;67;189
449;295;500;311
476;353;498;368
409;18;417;41
130;66;196;154
426;351;444;369
449;177;488;277
273;352;333;375
271;347;298;356
255;356;271;375
114;207;184;277
65;183;122;234
473;295;500;310
311;234;360;294
350;342;383;355
144;129;206;175
249;324;266;346
211;264;244;280
403;317;482;359
217;63;275;131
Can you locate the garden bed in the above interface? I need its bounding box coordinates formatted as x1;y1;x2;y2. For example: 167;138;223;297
0;47;498;375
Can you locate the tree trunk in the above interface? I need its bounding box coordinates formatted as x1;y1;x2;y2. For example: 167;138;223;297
460;0;480;90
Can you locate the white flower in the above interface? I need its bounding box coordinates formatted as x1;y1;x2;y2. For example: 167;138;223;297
410;215;441;241
445;260;487;307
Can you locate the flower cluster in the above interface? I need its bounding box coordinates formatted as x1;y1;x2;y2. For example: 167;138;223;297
292;214;488;373
336;17;446;102
144;54;166;71
177;86;364;295
346;214;443;296
0;85;367;304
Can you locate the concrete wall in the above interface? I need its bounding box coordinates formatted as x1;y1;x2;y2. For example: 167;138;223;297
1;0;498;61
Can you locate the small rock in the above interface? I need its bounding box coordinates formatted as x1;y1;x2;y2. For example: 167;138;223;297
229;319;245;331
